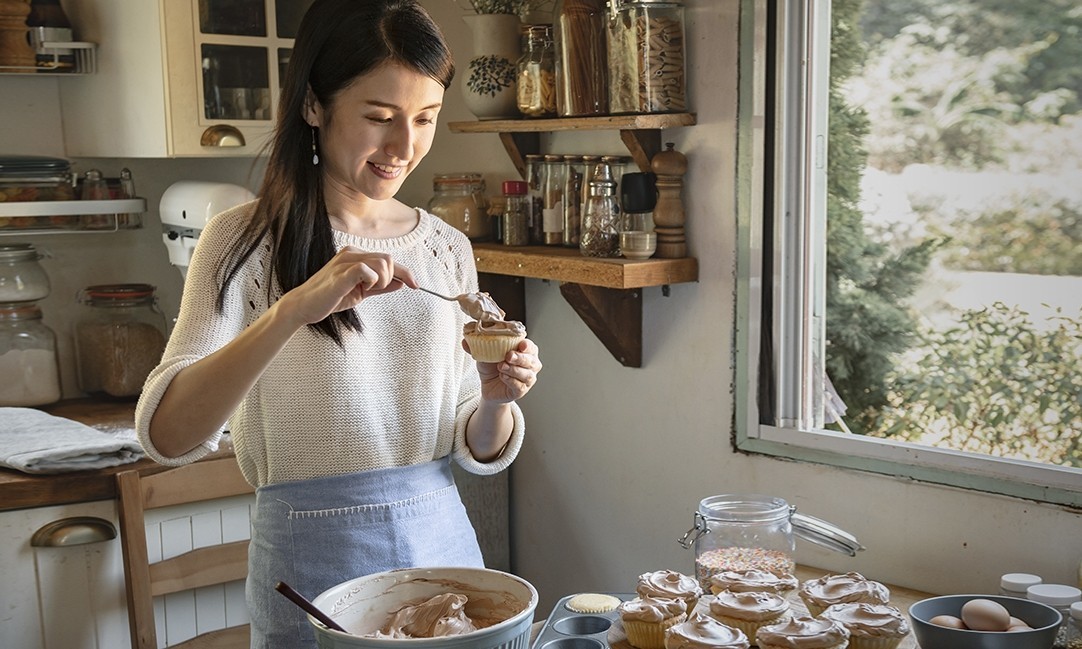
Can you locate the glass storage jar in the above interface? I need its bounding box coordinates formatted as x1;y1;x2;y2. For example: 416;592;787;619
74;284;168;400
679;494;865;590
554;0;608;116
428;173;492;242
580;162;622;257
516;24;557;117
0;243;50;303
607;0;687;114
0;303;61;407
501;180;530;246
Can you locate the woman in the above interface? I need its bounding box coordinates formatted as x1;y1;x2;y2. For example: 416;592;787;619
133;1;542;646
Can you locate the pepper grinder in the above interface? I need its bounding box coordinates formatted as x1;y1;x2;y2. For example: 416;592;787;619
650;142;688;258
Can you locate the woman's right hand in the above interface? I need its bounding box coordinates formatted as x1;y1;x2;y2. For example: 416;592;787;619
280;247;417;326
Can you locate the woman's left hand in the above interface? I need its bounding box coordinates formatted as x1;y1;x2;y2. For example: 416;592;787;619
467;338;542;403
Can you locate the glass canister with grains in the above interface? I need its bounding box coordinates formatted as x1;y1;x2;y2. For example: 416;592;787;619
607;0;687;114
428;173;492;242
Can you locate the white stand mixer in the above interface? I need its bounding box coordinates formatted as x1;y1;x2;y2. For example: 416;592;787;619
159;181;255;277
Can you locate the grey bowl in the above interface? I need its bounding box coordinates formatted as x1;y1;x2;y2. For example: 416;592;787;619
909;594;1061;649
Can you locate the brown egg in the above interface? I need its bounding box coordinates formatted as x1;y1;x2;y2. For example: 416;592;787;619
1008;616;1030;628
961;598;1011;631
929;614;967;629
1007;625;1033;632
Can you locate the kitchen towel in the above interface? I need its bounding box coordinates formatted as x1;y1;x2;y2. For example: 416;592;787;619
0;407;144;474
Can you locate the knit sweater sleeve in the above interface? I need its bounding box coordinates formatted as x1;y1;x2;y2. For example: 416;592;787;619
134;203;255;466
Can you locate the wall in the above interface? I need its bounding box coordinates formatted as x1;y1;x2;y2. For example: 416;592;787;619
2;0;1079;622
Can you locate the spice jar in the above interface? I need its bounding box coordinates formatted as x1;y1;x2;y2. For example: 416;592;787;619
678;494;865;590
580;162;621;257
1001;573;1043;598
1028;583;1082;649
525;154;546;244
562;154;585;247
541;155;566;245
501;180;530;246
428;173;492;242
554;0;608;116
1063;601;1082;649
0;243;50;303
74;284;168;400
608;0;687;114
516;24;557;117
0;303;61;407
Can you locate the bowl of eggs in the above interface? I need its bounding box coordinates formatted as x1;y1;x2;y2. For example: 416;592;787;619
909;594;1062;649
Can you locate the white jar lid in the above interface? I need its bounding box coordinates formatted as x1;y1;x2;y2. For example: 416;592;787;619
1027;583;1082;606
1072;601;1082;621
1001;573;1042;591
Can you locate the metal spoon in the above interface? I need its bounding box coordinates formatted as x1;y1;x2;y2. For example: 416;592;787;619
274;581;348;633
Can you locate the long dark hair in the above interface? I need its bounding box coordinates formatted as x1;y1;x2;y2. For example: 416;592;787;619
218;0;455;344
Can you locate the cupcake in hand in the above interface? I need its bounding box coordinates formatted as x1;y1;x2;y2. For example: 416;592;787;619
664;613;749;649
457;291;526;362
820;603;910;649
638;569;705;614
798;572;890;617
619;596;689;649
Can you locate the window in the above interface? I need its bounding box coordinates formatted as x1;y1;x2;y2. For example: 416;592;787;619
735;0;1082;506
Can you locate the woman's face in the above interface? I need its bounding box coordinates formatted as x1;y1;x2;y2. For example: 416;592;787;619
307;62;445;204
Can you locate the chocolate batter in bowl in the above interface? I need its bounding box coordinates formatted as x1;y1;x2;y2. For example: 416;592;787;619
308;566;538;648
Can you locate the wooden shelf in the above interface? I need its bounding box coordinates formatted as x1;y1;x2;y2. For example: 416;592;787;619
453;114;698;367
473;243;697;289
447;113;697;177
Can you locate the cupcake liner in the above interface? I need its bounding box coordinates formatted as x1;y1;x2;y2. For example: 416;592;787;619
464;331;525;362
566;593;622;614
845;635;903;649
711;612;790;643
622;615;684;649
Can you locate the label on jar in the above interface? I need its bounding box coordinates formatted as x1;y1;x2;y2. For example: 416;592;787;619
542;201;564;234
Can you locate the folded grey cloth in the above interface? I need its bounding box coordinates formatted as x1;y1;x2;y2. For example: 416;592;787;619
0;407;144;474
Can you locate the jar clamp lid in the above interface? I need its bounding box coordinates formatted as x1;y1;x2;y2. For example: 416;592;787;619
679;493;865;557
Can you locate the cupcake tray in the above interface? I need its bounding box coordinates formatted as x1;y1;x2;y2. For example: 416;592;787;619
531;593;636;649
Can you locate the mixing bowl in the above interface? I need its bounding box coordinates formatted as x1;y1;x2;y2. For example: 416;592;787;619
909;594;1062;649
308;566;538;649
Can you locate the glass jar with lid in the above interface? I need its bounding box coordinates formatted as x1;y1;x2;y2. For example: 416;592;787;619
607;0;687;114
74;284;168;400
0;303;61;407
678;494;865;590
0;243;50;303
428;173;492;242
554;0;608;116
516;24;557;117
580;162;621;257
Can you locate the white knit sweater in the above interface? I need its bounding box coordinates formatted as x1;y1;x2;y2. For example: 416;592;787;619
134;202;524;487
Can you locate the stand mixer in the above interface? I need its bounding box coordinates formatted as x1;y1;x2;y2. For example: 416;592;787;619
159;181;255;277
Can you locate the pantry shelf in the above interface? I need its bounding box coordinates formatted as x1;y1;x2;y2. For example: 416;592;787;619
0;198;146;234
447;113;697;177
0;42;97;75
474;244;698;368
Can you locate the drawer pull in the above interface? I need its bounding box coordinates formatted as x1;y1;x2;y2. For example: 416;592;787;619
31;516;117;547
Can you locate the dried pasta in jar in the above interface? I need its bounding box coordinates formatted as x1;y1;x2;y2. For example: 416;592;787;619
608;0;687;114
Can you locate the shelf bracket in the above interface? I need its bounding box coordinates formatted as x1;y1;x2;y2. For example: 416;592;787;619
559;283;643;368
499;132;541;179
619;129;663;172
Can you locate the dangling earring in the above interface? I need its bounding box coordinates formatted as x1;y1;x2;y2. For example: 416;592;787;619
311;126;319;166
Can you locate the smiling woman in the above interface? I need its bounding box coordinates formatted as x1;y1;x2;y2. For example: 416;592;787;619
131;1;542;648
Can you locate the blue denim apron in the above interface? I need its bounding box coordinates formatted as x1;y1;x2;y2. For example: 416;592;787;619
246;458;485;648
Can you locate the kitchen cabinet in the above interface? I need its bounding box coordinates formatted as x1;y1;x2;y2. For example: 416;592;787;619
0;500;130;649
448;114;699;367
58;0;314;158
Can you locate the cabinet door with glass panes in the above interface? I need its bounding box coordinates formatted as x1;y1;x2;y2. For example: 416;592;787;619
61;0;313;157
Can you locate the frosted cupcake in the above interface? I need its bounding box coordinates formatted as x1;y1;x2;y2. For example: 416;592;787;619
664;613;749;649
457;292;526;362
798;573;890;617
707;590;791;640
820;603;909;649
755;616;850;649
708;569;799;600
619;596;689;649
638;570;705;614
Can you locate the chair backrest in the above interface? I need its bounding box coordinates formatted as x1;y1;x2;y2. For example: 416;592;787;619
116;457;255;649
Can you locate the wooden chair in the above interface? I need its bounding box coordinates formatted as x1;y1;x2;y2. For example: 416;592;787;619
116;457;255;649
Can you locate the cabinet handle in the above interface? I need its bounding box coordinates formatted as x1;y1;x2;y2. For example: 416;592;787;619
31;516;117;547
200;124;246;147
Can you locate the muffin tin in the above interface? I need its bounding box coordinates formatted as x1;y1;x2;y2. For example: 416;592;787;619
532;593;634;649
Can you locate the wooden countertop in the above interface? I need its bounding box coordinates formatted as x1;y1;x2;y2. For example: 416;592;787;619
0;399;235;512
